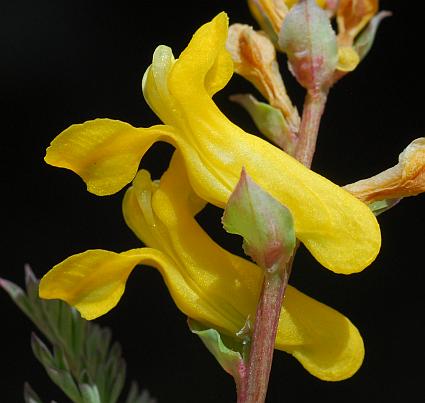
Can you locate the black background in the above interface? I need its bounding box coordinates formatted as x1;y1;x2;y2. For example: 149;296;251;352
1;1;424;402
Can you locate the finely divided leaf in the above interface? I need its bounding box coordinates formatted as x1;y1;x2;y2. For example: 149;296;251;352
2;267;155;403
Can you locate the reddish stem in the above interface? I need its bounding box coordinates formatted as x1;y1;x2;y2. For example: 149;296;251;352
236;90;327;403
237;264;290;403
295;90;328;168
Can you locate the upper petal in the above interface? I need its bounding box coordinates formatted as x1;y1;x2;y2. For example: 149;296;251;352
166;14;381;274
45;14;381;275
170;13;233;100
39;244;257;335
40;245;363;381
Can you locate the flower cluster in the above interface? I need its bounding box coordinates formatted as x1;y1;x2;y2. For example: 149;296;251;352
247;0;388;75
39;7;423;385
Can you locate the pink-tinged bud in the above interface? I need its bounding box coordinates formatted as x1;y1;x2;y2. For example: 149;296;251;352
279;0;338;92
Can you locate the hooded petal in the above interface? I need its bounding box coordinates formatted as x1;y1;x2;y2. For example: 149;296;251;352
162;13;381;274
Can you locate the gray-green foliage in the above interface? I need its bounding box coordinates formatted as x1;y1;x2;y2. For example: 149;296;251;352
0;265;155;403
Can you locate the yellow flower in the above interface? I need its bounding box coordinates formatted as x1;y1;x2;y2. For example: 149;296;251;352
44;13;380;275
40;152;364;381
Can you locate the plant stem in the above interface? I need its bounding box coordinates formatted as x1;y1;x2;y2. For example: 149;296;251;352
237;260;291;403
237;90;327;403
295;90;328;169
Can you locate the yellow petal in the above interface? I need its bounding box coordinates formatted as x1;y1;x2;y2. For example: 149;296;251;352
142;40;233;126
39;247;232;327
142;46;184;129
277;286;364;381
337;46;360;72
165;13;381;274
39;248;164;320
45;119;176;196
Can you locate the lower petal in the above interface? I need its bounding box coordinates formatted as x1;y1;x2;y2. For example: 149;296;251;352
39;248;243;331
39;247;364;381
277;286;364;381
39;248;170;320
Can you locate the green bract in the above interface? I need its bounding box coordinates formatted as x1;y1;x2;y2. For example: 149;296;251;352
223;169;296;270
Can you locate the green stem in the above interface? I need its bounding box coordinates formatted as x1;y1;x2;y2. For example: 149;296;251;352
236;90;327;403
